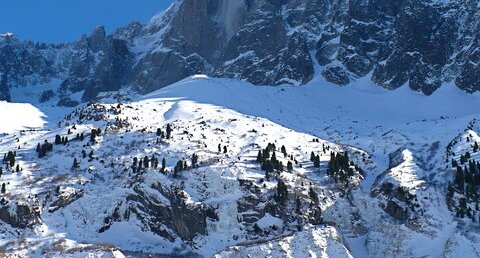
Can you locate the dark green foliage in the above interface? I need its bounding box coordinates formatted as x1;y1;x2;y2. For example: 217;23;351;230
287;161;293;172
256;150;263;163
258;143;285;177
191;153;198;167
313;155;320;168
3;151;16;167
143;156;150;168
72;157;79;169
37;140;53;158
281;145;287;158
55;135;62;145
173;160;185;178
166;124;172;139
90;128;102;143
327;152;356;185
274;179;288;205
308;187;319;205
161;158;166;174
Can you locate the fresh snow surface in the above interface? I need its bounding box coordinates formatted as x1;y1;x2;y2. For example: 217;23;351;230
0;101;46;134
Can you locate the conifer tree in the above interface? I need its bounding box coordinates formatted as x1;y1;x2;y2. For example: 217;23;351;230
143;156;150;168
308;187;319;205
161;158;166;174
166;124;172;139
281;145;287;157
191;153;198;167
287;161;293;172
256;150;263;163
1;183;5;194
72;157;79;169
274;179;288;205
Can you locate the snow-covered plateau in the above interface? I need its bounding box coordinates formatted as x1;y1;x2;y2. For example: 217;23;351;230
0;75;479;257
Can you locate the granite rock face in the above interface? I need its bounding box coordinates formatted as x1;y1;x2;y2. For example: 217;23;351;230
2;0;480;103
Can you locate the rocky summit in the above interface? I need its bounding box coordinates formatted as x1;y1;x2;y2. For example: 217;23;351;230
2;0;480;104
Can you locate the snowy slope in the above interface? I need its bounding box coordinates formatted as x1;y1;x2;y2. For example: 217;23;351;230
0;75;479;257
0;101;46;134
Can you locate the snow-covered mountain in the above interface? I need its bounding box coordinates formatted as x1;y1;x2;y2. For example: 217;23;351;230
2;1;480;257
0;75;479;257
4;0;480;104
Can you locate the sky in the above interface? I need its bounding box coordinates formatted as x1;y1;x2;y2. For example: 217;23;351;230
0;0;175;43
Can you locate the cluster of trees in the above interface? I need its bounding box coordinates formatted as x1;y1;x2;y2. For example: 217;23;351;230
90;128;102;143
55;135;69;145
256;143;284;179
172;153;200;178
132;156;165;173
447;147;480;222
274;179;288;205
156;124;173;139
218;144;228;154
2;151;16;167
36;140;53;158
327;152;358;185
310;152;321;168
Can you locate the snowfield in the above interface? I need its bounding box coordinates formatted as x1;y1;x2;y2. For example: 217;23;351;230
0;101;46;134
0;75;480;257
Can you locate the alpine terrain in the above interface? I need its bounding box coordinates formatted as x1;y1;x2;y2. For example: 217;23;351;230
1;0;480;257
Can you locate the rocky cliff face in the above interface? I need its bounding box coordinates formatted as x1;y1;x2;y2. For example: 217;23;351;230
2;0;480;103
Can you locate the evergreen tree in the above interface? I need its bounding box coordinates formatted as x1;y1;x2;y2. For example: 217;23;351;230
15;164;20;173
223;146;228;154
313;155;320;168
161;158;166;174
173;160;184;178
166;124;172;139
455;166;465;193
281;145;287;157
287;161;293;172
72;158;79;169
143;156;150;168
274;179;288;205
256;150;263;163
191;153;198;167
55;135;62;145
308;187;319;205
1;183;5;194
